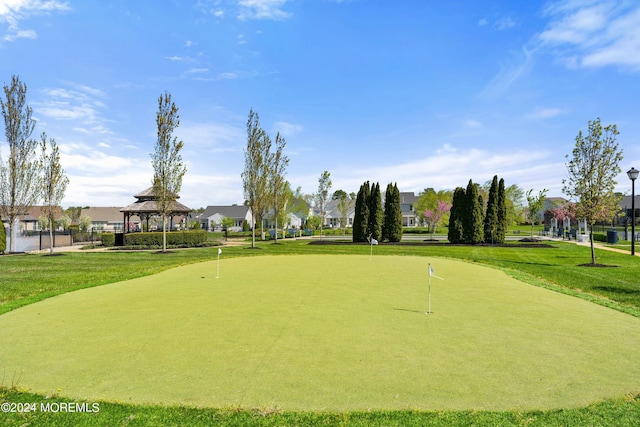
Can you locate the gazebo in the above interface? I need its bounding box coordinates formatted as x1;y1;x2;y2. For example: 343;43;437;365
120;187;192;233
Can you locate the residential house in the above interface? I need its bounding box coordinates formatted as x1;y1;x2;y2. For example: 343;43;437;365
200;205;253;231
1;206;64;232
322;198;355;228
399;192;418;227
80;207;138;232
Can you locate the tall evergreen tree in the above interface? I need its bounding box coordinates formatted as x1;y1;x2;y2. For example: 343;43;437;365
463;179;484;244
353;181;370;242
383;183;393;242
353;184;362;242
382;183;403;242
495;178;508;243
448;187;466;243
483;175;499;243
387;183;403;242
368;182;383;242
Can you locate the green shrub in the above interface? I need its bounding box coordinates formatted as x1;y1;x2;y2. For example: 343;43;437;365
593;233;607;242
101;232;115;247
0;223;6;254
124;230;207;247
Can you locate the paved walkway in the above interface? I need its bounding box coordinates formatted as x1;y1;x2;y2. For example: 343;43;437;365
548;236;640;257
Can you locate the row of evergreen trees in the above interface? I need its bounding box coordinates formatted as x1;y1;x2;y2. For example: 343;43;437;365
353;181;403;243
448;175;508;244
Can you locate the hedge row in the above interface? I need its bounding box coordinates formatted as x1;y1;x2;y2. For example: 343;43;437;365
593;233;607;242
124;230;207;247
101;232;115;247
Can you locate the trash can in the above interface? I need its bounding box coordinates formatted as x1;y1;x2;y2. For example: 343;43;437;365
606;229;618;244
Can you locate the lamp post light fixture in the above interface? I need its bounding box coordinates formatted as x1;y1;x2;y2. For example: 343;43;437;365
627;167;639;255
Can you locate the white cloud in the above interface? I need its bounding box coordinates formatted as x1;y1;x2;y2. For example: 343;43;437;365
237;0;292;21
494;16;517;30
274;121;303;136
35;85;108;128
0;0;69;42
165;55;186;62
463;118;482;128
480;47;533;97
290;145;564;198
177;121;244;152
538;0;640;71
524;107;567;120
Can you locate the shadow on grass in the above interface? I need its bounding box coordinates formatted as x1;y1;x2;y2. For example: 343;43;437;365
393;308;423;314
593;286;640;295
578;263;619;268
497;260;557;267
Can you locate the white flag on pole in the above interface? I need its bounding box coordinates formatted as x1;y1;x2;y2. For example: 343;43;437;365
216;247;222;279
371;238;378;245
428;264;434;277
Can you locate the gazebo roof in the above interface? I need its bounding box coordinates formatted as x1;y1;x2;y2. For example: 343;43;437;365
120;187;191;214
134;186;180;200
120;200;191;214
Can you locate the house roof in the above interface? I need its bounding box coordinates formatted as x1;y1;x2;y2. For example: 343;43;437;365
202;205;250;219
324;198;355;218
81;207;126;223
399;192;417;204
619;195;640;208
1;206;64;221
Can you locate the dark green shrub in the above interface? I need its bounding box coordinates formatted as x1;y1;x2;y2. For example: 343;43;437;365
0;223;6;254
124;230;207;247
593;233;607;242
101;232;115;247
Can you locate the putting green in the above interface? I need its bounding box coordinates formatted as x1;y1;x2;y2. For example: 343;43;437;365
1;255;639;411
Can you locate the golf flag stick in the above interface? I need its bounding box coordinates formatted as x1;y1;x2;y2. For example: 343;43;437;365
427;263;432;314
427;263;444;314
216;247;221;279
368;234;378;259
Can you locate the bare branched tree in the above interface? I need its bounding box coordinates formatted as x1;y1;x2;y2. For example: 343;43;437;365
0;75;40;253
40;132;69;255
563;118;623;265
151;91;186;252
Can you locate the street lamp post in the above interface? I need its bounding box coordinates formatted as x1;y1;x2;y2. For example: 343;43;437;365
627;167;639;255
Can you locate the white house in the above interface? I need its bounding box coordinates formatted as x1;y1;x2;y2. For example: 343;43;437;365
201;205;253;231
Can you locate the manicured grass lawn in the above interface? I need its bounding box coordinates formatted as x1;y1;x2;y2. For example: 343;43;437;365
1;240;640;425
2;255;639;412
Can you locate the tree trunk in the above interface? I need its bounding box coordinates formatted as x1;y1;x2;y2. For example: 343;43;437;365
49;217;54;255
162;214;167;252
9;217;16;253
589;224;596;265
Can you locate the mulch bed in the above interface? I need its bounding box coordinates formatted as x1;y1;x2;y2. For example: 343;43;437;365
308;240;556;248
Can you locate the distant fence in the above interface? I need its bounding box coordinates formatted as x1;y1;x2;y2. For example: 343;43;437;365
4;230;92;252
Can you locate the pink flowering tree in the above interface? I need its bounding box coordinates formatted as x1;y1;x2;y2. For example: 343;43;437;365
424;200;451;234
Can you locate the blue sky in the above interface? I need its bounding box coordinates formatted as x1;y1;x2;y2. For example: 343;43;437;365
1;0;639;208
